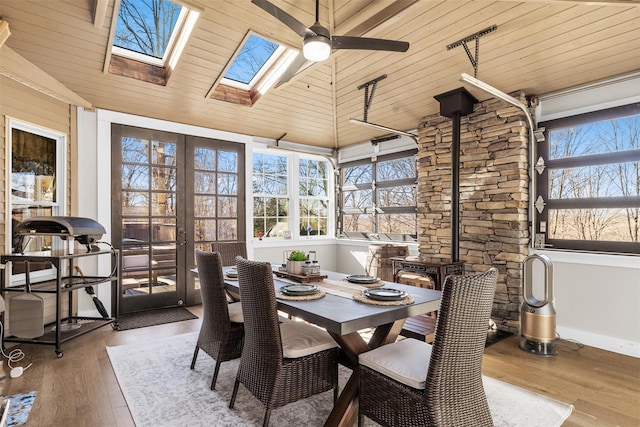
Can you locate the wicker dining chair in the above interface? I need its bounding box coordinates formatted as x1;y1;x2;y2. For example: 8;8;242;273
191;250;244;390
358;268;499;427
211;241;246;301
229;257;339;427
211;241;247;266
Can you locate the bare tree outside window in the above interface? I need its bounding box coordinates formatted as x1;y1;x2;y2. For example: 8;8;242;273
114;0;181;59
340;152;417;240
540;106;640;253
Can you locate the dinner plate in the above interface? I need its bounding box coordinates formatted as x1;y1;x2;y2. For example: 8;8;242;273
280;284;319;296
226;270;238;278
346;275;380;284
364;288;407;301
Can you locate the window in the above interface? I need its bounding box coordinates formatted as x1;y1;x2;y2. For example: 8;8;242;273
536;103;640;254
252;151;333;240
109;0;199;84
209;32;298;106
339;151;417;241
253;153;289;238
8;119;66;281
299;159;330;237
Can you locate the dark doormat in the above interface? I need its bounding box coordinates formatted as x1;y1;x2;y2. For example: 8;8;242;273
116;307;198;331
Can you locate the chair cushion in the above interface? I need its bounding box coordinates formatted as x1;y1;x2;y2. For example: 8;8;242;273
359;338;432;389
227;301;244;323
280;321;337;358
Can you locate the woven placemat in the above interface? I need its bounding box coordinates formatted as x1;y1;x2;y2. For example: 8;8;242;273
276;290;326;301
352;291;414;306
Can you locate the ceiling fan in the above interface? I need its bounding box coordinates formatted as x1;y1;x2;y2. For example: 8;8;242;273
252;0;410;83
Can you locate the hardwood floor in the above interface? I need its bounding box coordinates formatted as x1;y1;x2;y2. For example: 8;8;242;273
1;306;638;426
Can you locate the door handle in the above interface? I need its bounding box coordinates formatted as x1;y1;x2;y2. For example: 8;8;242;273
177;227;186;245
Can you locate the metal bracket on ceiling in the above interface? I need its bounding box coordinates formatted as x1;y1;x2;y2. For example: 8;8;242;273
358;74;387;122
350;74;418;145
446;25;497;78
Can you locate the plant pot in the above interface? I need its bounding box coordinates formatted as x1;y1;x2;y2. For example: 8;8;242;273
286;260;305;275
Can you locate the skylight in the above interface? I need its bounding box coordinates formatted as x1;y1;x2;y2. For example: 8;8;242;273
112;0;185;67
224;34;282;86
210;32;298;105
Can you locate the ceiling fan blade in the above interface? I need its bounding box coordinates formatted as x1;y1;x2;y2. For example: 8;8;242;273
251;0;311;38
331;36;409;52
275;51;309;87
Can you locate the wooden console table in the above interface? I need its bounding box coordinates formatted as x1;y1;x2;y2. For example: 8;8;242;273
391;256;465;341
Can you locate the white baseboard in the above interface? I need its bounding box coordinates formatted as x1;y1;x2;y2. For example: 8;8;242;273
556;326;639;358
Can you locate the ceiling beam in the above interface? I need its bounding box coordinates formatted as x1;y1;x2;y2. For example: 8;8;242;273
0;45;92;108
337;0;419;36
0;20;10;48
93;0;108;28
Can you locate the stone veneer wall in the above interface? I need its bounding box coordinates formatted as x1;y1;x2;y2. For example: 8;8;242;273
416;93;530;333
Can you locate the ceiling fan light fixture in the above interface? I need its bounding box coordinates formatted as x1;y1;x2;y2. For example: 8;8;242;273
303;35;331;62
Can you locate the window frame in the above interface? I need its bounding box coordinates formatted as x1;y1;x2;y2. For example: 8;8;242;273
251;149;334;241
338;150;418;242
6;118;67;284
536;103;640;254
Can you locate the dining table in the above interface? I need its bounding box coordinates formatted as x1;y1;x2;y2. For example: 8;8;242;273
218;266;442;427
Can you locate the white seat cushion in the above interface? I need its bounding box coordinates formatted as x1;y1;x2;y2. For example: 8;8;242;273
279;321;337;358
227;302;244;323
359;338;432;389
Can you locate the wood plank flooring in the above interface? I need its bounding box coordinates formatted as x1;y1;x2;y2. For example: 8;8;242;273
1;305;638;426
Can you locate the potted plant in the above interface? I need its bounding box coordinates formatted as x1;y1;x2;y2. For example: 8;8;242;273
286;250;308;275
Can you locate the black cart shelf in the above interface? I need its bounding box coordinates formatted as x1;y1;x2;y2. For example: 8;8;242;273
0;248;120;357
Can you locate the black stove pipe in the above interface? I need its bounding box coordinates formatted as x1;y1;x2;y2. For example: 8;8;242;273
451;111;461;262
434;88;478;264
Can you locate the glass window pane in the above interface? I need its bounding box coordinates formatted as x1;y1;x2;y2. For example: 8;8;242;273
218;173;238;195
377;157;416;181
152;167;176;191
343;189;372;208
344;164;372;185
152;221;176;242
194;147;216;171
549;115;640;159
548;208;638;242
122;164;149;190
122;191;149;215
217;196;238;217
378;214;417;234
114;0;182;59
218;151;238;172
194;195;215;217
152;192;176;216
224;34;279;84
152;141;176;166
122;219;150;242
11;129;57;203
378;185;416;207
342;214;373;232
122;137;149;163
194;171;216;194
194;219;216;241
218;219;238;240
549;163;638;199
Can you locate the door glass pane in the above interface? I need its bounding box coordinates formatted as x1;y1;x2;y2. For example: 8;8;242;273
217;196;237;217
152;192;176;216
218;219;238;240
218;173;238;194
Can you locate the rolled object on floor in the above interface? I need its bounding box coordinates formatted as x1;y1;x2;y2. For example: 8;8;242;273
9;293;45;338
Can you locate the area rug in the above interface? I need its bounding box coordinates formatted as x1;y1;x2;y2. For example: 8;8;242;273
116;307;198;331
107;333;573;427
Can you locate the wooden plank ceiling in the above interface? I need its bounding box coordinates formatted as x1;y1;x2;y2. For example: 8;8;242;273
0;0;638;149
